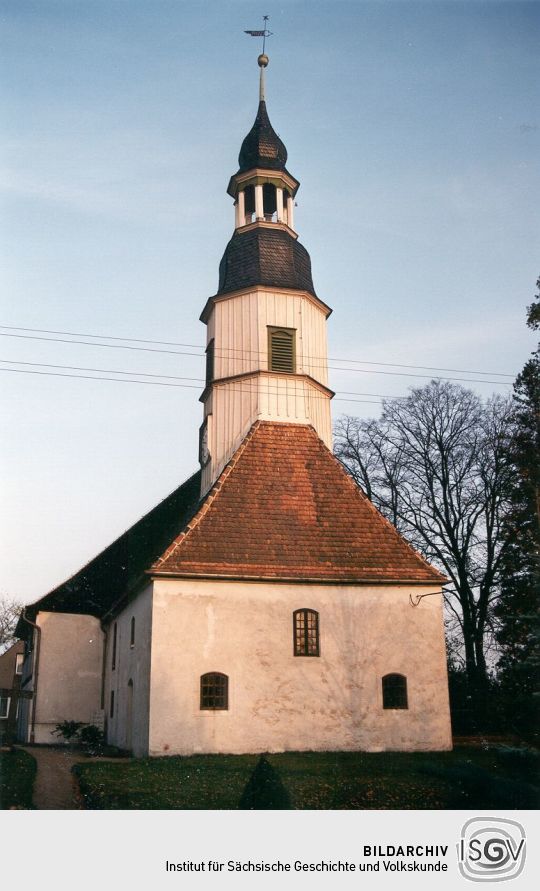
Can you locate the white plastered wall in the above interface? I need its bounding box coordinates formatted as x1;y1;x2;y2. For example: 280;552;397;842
104;584;152;757
33;612;104;744
148;578;452;756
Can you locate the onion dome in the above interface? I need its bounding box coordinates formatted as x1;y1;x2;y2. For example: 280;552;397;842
238;100;288;173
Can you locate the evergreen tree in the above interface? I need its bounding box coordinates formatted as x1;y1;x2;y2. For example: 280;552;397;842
238;756;292;809
495;279;540;735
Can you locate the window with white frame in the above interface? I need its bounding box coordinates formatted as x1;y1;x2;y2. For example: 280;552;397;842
0;696;11;718
15;653;24;674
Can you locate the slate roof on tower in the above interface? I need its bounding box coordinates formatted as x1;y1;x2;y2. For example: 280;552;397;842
152;421;445;584
217;227;317;297
237;100;289;174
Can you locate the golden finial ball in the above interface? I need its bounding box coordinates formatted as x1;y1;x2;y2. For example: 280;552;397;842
258;54;269;68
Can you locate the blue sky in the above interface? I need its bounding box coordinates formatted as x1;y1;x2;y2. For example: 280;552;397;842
1;1;538;600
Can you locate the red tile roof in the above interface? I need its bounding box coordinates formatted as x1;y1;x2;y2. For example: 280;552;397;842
152;422;445;584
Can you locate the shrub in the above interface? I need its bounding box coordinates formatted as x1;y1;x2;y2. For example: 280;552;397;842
52;721;104;754
52;720;84;742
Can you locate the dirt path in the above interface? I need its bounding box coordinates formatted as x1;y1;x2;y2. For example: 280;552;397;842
23;747;86;809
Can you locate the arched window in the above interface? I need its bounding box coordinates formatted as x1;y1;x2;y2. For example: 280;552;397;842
200;672;229;710
293;609;320;656
268;327;296;373
382;674;408;709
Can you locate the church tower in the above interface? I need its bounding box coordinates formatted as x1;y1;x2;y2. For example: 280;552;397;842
199;55;333;495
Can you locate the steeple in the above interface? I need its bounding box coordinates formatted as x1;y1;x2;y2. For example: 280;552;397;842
198;56;333;496
221;54;315;297
227;55;299;229
237;55;288;174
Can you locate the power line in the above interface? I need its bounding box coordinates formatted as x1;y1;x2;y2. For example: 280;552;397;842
0;359;204;384
0;358;406;399
0;324;515;378
0;331;513;386
0;366;389;405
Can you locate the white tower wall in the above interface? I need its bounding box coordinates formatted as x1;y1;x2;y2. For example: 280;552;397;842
201;286;333;494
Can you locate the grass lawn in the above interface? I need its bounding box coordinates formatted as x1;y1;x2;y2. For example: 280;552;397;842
74;744;539;810
0;748;37;809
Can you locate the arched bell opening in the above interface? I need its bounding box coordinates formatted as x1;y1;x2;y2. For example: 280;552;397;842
243;185;255;225
234;183;294;230
263;183;277;222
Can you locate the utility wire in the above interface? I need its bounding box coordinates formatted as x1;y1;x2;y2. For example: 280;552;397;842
0;359;204;384
0;366;388;405
0;358;405;399
0;331;513;386
0;324;515;378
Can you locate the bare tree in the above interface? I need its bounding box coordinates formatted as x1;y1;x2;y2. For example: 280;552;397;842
334;381;514;698
0;595;23;654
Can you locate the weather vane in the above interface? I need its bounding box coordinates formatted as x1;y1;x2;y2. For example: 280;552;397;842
244;14;273;55
244;15;273;99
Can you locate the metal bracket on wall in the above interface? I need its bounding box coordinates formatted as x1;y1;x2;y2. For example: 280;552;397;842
409;591;441;607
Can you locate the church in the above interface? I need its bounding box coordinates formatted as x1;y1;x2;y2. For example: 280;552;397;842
16;56;452;757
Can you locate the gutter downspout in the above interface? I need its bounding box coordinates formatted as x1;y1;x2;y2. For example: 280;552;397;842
21;610;41;744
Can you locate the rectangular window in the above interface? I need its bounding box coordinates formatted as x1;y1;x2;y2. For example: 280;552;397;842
200;673;228;710
0;696;11;718
293;609;320;656
130;616;135;648
112;623;117;671
205;339;215;384
268;327;296;373
382;674;408;709
199;418;210;466
15;653;24;674
110;690;115;719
